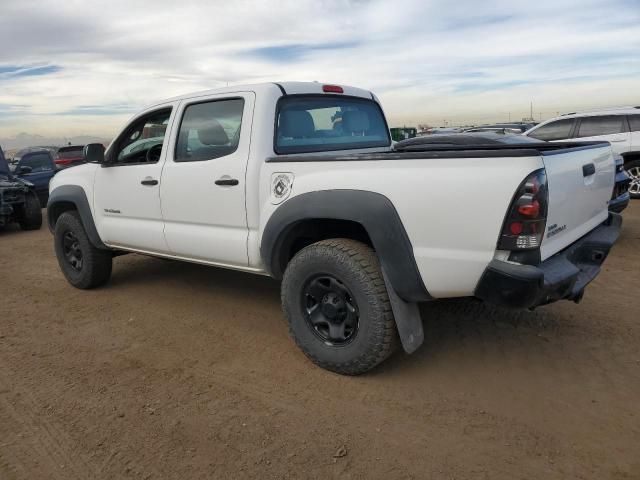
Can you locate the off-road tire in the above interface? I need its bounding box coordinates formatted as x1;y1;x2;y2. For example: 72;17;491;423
54;211;112;289
625;159;640;199
18;191;42;230
281;238;399;375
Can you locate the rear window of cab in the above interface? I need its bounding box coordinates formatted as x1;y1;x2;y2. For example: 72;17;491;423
274;95;391;154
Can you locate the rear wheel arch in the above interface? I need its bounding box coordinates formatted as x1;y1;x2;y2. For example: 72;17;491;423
260;190;431;302
622;151;640;164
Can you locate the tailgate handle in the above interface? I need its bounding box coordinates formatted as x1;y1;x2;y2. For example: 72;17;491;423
582;163;596;177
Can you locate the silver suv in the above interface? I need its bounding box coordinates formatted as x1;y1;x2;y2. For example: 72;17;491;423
524;107;640;198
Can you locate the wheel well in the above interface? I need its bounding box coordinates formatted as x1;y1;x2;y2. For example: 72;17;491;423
48;201;77;228
276;219;372;275
622;152;640;165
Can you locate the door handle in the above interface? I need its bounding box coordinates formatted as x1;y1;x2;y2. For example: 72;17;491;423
215;178;239;186
141;177;158;186
582;163;596;177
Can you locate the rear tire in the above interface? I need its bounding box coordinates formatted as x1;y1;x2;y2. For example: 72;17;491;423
54;211;112;289
18;191;42;231
625;159;640;199
281;239;398;375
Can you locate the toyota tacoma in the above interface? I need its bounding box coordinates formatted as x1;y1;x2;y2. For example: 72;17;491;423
48;82;621;374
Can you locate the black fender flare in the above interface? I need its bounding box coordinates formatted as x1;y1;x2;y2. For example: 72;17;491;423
260;190;431;303
47;185;108;250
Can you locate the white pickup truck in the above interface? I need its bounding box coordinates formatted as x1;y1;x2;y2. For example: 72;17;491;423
47;82;621;375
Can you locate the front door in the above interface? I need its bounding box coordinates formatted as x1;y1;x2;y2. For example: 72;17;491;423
93;105;176;253
160;93;254;266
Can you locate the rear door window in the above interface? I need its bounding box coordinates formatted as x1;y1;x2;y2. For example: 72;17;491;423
527;119;575;141
576;115;625;138
628;115;640;132
175;98;244;162
275;96;391;154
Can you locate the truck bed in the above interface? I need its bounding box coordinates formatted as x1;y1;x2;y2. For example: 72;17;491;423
266;141;612;162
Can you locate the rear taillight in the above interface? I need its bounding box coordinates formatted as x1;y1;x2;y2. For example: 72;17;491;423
55;159;73;166
498;169;548;251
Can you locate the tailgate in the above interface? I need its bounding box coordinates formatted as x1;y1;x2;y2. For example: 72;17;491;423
540;144;614;260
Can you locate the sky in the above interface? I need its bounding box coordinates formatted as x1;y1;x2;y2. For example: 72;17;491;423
0;0;639;143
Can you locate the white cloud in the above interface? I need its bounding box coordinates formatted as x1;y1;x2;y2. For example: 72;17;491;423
0;0;638;139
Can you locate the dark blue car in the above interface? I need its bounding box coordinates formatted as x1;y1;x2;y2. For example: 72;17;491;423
9;149;59;206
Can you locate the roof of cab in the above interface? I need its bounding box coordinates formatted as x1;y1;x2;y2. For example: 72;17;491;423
146;82;375;110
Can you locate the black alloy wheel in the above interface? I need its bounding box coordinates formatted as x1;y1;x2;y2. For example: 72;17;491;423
303;275;359;346
62;230;83;271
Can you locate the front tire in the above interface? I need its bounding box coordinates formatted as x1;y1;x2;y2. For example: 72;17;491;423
54;211;112;289
18;191;42;231
281;239;398;375
626;159;640;199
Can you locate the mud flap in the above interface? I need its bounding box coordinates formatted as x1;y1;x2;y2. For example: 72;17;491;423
382;268;424;354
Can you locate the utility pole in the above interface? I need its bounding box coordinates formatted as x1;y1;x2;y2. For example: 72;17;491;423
508;112;511;122
530;101;533;120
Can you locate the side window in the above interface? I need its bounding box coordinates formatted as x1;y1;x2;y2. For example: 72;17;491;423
527;119;574;141
576;116;625;138
112;108;172;165
20;153;52;172
628;115;640;132
175;98;244;162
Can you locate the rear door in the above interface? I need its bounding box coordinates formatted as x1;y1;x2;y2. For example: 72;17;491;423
573;115;630;155
540;144;614;260
160;92;254;266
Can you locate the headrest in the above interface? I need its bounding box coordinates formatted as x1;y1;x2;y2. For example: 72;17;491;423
279;110;315;138
197;120;229;145
342;110;370;134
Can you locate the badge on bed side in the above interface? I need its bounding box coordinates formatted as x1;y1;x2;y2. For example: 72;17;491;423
271;173;294;204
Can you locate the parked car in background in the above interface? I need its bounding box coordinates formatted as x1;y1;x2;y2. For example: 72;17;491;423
0;145;42;230
421;126;464;135
11;149;59;205
464;122;536;134
390;127;417;141
55;145;86;168
524;107;640;198
395;132;630;213
10;146;58;166
610;154;631;213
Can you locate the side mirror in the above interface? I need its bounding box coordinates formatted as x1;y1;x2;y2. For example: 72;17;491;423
84;143;105;163
18;165;32;175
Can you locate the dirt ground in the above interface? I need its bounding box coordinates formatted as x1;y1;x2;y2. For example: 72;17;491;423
1;205;639;480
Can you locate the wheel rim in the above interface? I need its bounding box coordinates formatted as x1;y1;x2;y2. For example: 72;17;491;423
627;166;640;195
62;230;83;271
302;275;359;346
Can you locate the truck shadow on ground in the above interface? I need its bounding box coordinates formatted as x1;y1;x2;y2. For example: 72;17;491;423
109;254;570;374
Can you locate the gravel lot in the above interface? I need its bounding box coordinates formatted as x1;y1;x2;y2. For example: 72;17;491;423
1;205;639;479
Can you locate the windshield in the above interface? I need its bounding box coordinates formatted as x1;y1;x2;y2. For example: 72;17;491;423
275;95;390;154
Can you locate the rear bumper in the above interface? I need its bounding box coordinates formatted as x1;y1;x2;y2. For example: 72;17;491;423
475;213;622;309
